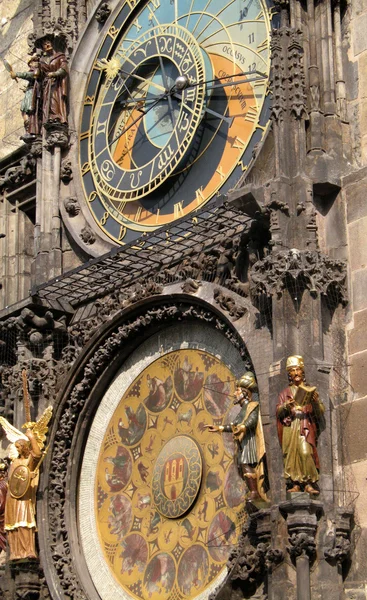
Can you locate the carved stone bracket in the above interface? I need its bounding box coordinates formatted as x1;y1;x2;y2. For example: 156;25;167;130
0;153;37;192
0;307;68;421
79;225;96;246
280;498;322;561
250;248;347;308
44;302;253;600
213;287;247;320
324;508;353;565
209;510;283;599
64;197;80;217
10;560;41;600
60;161;72;184
44;122;69;151
95;3;111;24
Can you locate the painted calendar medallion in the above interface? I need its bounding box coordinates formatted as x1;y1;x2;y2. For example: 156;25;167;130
89;348;248;600
152;435;202;518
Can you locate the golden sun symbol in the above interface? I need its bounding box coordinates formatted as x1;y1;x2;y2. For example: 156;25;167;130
97;57;121;80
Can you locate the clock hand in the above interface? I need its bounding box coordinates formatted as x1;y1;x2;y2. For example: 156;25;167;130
173;92;233;126
158;54;176;126
106;90;169;151
119;68;166;93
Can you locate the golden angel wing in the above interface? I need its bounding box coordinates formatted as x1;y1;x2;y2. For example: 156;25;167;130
22;405;53;450
0;416;28;443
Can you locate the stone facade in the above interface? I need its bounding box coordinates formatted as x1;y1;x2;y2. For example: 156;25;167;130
0;0;366;599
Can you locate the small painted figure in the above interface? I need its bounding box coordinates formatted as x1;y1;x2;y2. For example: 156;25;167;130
0;406;52;561
9;55;42;136
205;372;268;502
276;355;325;495
0;460;8;557
4;431;41;560
39;37;68;124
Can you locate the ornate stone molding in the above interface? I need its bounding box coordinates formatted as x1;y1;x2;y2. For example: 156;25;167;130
64;197;80;217
95;3;111;24
44;122;69;151
79;226;96;246
209;510;283;599
324;508;353;565
250;249;347;307
213;288;247;320
280;499;323;562
60;161;72;184
270;27;307;122
288;531;316;560
288;30;307;120
0;154;36;192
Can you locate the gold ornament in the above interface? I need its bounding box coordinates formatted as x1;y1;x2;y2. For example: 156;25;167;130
286;355;304;371
236;371;257;390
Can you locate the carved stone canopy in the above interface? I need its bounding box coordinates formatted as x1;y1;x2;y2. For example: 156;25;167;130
250;248;347;307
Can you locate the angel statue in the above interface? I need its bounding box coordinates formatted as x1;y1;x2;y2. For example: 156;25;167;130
0;403;52;561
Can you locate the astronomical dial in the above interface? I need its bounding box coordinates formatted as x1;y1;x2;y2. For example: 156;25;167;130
79;0;277;245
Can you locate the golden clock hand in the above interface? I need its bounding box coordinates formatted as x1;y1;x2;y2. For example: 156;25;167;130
119;68;166;93
173;92;233;126
107;90;169;150
158;54;176;126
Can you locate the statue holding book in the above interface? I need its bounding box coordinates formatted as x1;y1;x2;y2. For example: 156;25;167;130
276;356;325;496
0;371;52;560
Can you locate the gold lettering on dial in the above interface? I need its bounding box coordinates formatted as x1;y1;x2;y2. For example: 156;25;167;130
174;201;184;219
100;211;109;226
118;225;127;241
245;106;258;123
216;166;225;181
195;187;205;205
135;206;143;222
95;120;107;137
232;137;246;151
257;39;268;53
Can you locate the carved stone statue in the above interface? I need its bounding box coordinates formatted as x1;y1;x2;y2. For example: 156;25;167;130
205;372;268;502
9;56;42;137
38;37;68;124
0;460;8;556
0;406;52;561
276;355;325;495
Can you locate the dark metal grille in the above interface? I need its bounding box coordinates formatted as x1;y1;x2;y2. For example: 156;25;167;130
31;198;252;308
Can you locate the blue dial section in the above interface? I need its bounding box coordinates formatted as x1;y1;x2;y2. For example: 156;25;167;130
78;0;278;246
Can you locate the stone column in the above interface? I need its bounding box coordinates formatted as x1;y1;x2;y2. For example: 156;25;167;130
280;498;322;600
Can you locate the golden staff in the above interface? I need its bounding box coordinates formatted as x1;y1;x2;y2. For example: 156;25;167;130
22;369;31;424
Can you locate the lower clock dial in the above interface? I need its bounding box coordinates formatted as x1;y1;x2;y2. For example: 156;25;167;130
89;349;248;600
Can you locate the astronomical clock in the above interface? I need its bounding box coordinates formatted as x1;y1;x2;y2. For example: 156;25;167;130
73;2;275;599
80;345;251;600
75;0;274;246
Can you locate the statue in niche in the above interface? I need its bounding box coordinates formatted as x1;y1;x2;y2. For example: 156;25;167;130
0;371;52;561
276;355;325;495
205;372;268;502
8;55;42;137
38;36;68;124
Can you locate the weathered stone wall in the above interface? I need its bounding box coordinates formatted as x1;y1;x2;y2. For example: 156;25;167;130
0;1;34;160
339;1;367;594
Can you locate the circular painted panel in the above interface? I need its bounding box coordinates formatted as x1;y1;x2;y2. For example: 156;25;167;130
90;348;248;600
152;435;202;518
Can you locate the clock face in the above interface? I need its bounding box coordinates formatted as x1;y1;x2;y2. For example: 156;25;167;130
81;349;248;600
79;0;275;245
